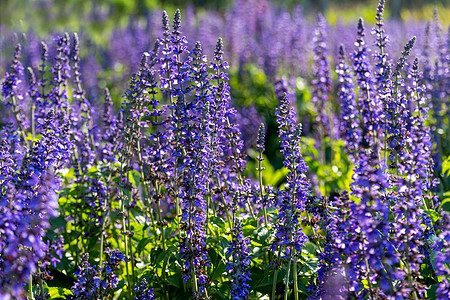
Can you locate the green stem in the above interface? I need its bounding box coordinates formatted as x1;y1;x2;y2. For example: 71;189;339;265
175;195;181;239
149;205;157;233
71;147;84;267
136;138;157;227
258;153;268;227
405;225;419;300
293;250;298;300
121;199;132;299
148;154;165;248
215;59;257;224
11;95;30;148
215;175;233;229
188;200;199;296
284;257;292;300
99;218;106;259
364;256;375;300
257;150;272;266
226;116;257;223
39;276;45;299
29;274;33;300
127;209;136;285
155;189;166;251
271;249;282;300
190;258;198;295
209;192;217;217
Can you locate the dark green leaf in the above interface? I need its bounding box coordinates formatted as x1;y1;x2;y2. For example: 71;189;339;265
167;273;181;288
137;238;152;254
210;216;226;230
439;198;450;212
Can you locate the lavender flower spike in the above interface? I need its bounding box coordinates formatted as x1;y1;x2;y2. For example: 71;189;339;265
352;18;379;148
227;219;252;300
336;44;360;161
311;14;331;137
272;92;309;255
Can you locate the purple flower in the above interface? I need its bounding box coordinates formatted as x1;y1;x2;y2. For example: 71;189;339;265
70;249;124;299
434;212;450;299
2;44;29;133
48;34;71;121
385;36;416;164
0;110;71;298
336;44;361;161
352;18;380;148
70;253;100;299
2;44;24;101
311;14;332;138
100;248;124;291
211;37;245;175
100;87;119;162
227;220;252;300
271;93;309;256
135;278;155;300
372;0;391;89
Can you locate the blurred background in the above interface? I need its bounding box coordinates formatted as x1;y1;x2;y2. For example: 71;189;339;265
0;0;448;37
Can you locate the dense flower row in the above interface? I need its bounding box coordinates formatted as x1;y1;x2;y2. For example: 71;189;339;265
0;1;449;299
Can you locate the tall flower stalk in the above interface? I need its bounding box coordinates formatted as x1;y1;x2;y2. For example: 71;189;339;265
336;44;360;161
271;93;309;299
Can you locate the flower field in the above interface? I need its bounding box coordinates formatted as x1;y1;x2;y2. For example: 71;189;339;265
0;0;449;299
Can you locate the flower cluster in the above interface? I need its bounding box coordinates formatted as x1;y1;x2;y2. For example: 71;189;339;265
70;249;124;299
434;212;450;298
226;220;252;300
135;278;155;300
0;2;448;300
271;93;309;256
336;44;360;160
352;18;379;148
311;14;331;138
70;254;101;299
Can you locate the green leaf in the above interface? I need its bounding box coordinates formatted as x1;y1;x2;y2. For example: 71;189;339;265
212;281;231;300
427;283;438;300
109;210;122;222
162;250;172;278
137;238;152;254
218;237;230;254
424;209;440;223
242;224;257;237
439;198;450;212
167;273;181;288
129;170;141;188
251;265;286;294
208;247;219;264
442;156;450;176
266;167;289;187
49;216;67;230
210;260;227;281
155;246;176;266
253;227;271;245
264;207;278;215
47;287;72;299
210;216;226;230
132;209;147;225
249;266;269;287
303;242;317;254
297;277;309;294
61;168;75;180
